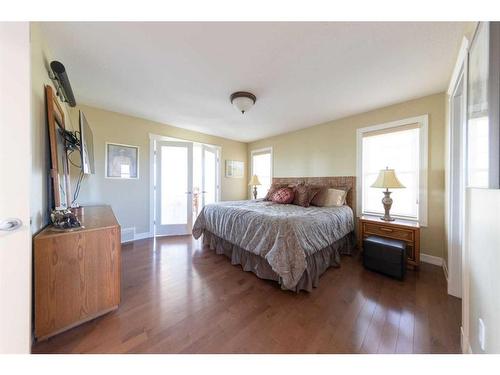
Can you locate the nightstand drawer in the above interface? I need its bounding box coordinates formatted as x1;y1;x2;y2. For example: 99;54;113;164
363;222;414;242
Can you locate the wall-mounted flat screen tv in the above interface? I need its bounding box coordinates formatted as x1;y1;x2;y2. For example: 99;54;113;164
79;111;95;174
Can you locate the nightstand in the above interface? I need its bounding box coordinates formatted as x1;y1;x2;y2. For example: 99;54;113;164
358;215;420;269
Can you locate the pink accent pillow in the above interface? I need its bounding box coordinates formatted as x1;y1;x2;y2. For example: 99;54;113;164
271;187;295;204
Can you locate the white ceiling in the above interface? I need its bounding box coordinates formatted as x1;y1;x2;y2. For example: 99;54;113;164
40;22;472;142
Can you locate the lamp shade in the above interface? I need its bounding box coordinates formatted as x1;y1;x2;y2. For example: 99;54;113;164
248;175;261;186
371;168;405;189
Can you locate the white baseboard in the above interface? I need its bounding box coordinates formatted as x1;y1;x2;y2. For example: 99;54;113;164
134;231;153;240
461;326;473;354
420;253;443;266
121;230;153;243
442;258;449;281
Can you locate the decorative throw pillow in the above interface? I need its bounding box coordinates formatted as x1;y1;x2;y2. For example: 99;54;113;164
312;187;350;207
292;183;320;207
322;188;348;207
310;186;329;206
264;183;287;201
271;187;295;204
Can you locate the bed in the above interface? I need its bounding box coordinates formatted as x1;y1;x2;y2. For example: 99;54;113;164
192;176;357;292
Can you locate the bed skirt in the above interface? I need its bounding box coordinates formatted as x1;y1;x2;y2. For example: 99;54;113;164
201;230;356;292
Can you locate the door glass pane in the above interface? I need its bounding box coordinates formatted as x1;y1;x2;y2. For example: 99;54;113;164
161;146;187;225
204;149;216;205
252;152;271;198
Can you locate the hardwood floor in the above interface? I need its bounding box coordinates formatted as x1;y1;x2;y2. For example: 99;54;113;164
32;235;462;354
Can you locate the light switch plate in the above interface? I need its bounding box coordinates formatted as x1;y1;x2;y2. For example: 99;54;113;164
478;318;486;351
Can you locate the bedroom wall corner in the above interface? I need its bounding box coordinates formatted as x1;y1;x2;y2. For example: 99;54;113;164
69;105;248;235
248;93;447;259
30;22;75;235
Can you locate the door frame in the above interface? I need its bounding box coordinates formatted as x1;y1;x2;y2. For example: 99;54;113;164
149;133;221;236
201;144;221;207
446;36;469;299
446;35;470;352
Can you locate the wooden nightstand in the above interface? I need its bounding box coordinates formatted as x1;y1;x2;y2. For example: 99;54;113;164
358;215;420;269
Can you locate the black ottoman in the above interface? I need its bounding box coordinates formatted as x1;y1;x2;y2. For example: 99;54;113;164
363;235;406;280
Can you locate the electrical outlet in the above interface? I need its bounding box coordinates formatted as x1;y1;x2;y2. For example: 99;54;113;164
478;318;486;351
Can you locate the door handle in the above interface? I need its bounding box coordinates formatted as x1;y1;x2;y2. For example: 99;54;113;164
185;192;192;194
0;218;23;232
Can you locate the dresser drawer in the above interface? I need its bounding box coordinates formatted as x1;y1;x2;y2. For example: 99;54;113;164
362;222;414;242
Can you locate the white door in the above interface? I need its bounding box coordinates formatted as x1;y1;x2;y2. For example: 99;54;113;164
0;22;31;353
155;141;193;236
201;145;219;207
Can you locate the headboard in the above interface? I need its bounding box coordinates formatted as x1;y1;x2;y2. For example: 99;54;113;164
271;176;357;216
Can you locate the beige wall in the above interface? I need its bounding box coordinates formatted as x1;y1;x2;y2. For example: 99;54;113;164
30;23;75;234
248;93;447;258
69;105;247;234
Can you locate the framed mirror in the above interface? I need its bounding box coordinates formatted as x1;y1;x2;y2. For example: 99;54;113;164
45;85;72;208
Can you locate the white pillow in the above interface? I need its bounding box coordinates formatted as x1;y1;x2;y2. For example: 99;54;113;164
322;188;347;207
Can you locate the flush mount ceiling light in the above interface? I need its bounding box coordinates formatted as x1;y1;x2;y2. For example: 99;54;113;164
230;91;256;114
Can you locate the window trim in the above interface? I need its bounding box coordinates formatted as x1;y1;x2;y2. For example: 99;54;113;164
356;115;428;226
250;147;273;199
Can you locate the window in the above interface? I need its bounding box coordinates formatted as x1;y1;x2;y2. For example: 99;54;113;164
251;148;272;199
358;116;428;224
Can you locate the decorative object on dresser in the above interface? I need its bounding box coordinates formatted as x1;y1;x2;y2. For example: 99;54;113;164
370;167;405;221
34;206;121;340
248;174;262;199
363;235;407;280
359;215;420;268
49;208;82;230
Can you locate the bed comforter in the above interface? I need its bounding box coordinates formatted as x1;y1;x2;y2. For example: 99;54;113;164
192;200;354;290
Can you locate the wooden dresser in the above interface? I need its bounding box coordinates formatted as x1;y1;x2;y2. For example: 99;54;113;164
34;206;121;340
359;215;420;268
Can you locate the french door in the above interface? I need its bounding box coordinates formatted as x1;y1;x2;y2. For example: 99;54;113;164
201;145;219;207
155;141;193;236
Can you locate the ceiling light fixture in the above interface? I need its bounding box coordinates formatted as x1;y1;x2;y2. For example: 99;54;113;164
230;91;256;114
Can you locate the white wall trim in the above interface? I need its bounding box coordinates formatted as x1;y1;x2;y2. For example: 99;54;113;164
461;326;473;354
356;114;429;226
442;258;449;282
134;231;154;241
446;35;469;300
420;253;443;266
148;132;222;236
447;37;470;95
121;231;153;244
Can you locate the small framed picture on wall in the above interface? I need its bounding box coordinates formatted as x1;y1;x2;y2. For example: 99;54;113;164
105;143;139;179
225;160;244;178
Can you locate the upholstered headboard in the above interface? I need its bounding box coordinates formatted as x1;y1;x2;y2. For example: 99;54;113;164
271;176;357;216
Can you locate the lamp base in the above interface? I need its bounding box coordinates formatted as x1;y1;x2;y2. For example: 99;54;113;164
380;189;395;221
380;216;396;222
253;186;258;200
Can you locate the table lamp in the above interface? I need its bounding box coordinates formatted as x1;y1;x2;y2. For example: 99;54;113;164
371;167;405;221
248;175;261;199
